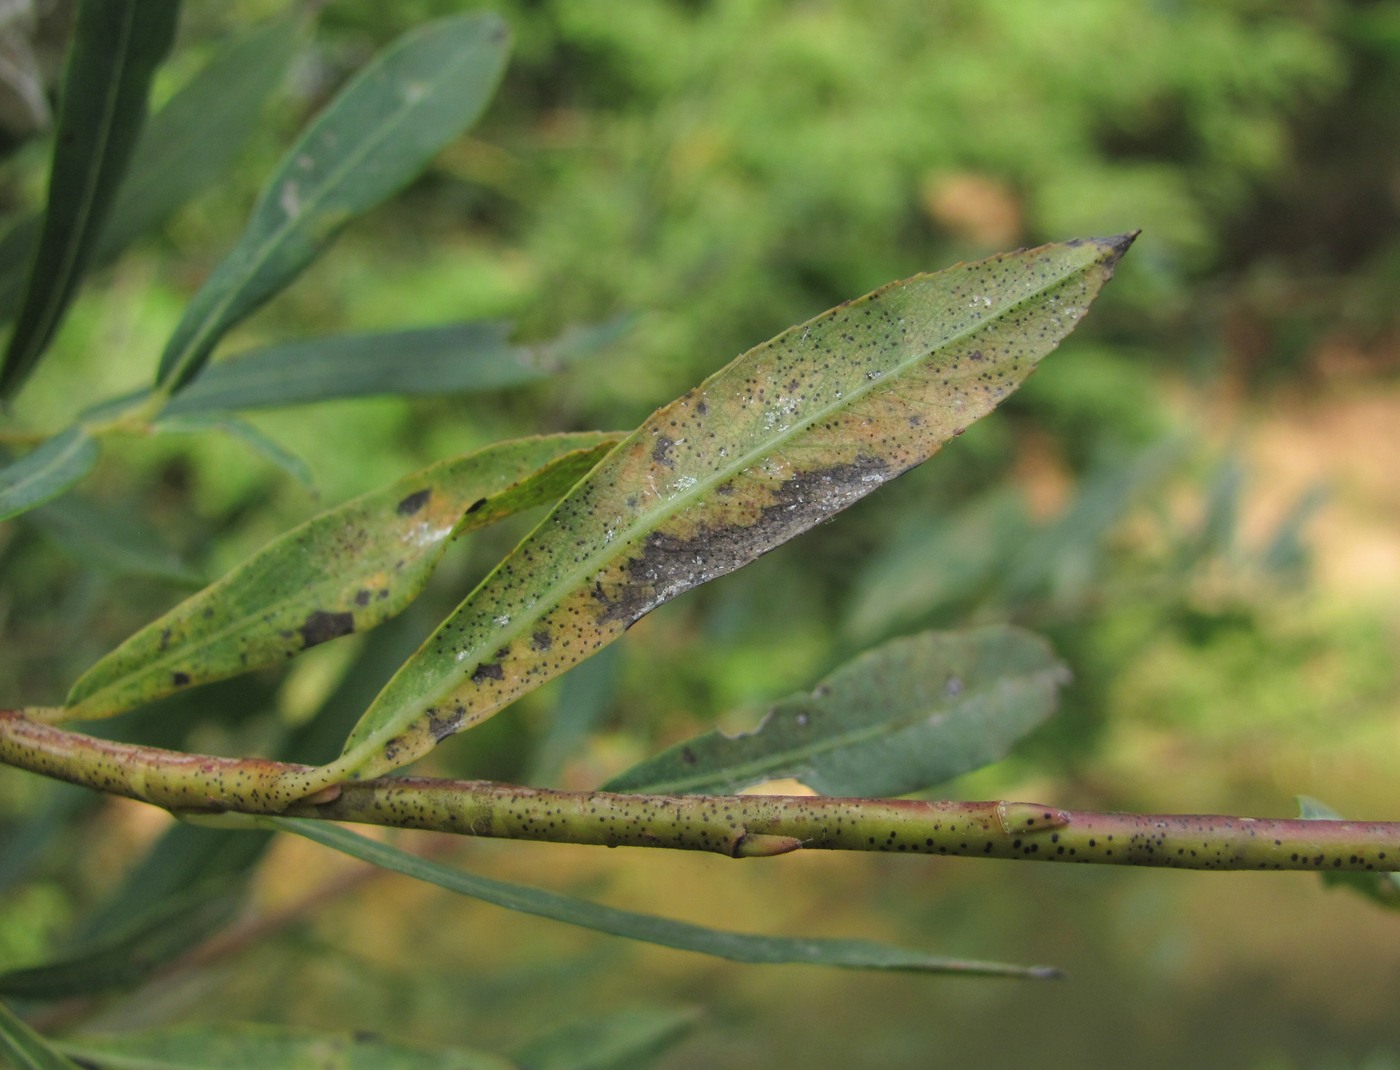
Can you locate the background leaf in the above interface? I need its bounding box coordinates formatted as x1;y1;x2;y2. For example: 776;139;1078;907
513;1007;701;1070
604;626;1067;797
0;999;81;1070
0;14;306;326
0;0;180;400
22;494;203;585
65;434;619;720
0;429;99;521
154;12;512;393
271;818;1058;979
159;318;630;415
334;236;1133;781
1298;796;1400;910
152;413;316;492
57;1023;513;1070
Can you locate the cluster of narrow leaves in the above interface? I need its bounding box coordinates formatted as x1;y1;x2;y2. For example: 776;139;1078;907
0;7;531;521
0;4;1144;1063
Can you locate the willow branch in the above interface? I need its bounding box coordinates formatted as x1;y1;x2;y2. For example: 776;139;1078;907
4;709;1397;872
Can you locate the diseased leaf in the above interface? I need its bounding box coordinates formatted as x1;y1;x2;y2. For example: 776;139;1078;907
0;0;179;400
513;1008;701;1070
0;15;306;326
272;818;1058;978
155;13;512;393
58;1023;512;1070
0;998;82;1070
0;428;100;521
332;235;1135;782
66;433;620;720
604;626;1066;797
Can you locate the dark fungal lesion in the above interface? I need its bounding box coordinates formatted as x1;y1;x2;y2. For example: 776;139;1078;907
593;455;893;627
471;662;504;684
298;609;355;648
395;488;432;516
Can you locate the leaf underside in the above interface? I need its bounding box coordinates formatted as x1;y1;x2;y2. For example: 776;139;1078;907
332;235;1135;782
604;625;1068;798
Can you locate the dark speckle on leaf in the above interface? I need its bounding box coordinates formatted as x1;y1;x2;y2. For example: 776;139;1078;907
396;489;431;516
172;672;190;687
299;610;355;648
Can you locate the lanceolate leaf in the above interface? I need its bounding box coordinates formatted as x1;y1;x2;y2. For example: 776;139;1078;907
0;15;306;326
273;818;1057;978
0;998;82;1070
149;317;626;414
155;13;512;394
153;413;317;492
66;433;620;720
604;626;1067;797
58;1024;512;1070
0;429;100;521
0;0;179;400
331;236;1134;782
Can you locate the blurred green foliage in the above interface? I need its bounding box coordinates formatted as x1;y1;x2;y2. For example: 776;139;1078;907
1;1;1399;1067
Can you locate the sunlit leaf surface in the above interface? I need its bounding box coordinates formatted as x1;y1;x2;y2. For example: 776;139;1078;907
335;236;1134;781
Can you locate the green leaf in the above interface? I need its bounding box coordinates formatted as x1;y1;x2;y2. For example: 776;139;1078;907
0;0;180;400
0;999;82;1070
0;820;273;1001
333;235;1135;782
1298;797;1400;910
99;14;308;263
0;429;100;521
271;818;1058;978
0;15;306;327
24;494;203;585
155;13;512;394
604;626;1066;797
66;433;619;719
0;884;242;1001
153;413;316;492
57;1024;513;1070
160;317;629;414
513;1008;701;1070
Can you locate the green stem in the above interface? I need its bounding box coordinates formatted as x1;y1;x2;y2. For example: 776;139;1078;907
3;709;1397;871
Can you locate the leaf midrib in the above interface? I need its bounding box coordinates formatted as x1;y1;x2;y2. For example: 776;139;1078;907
346;252;1095;756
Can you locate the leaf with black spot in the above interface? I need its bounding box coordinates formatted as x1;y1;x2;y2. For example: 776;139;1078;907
64;433;621;720
331;237;1134;781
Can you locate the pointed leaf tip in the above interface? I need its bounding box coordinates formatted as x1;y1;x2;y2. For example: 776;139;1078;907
333;238;1127;781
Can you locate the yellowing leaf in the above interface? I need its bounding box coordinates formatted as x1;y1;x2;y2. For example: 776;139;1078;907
328;235;1135;783
65;434;619;720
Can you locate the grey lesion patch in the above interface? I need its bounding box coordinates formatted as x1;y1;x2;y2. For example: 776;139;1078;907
531;630;553;651
652;435;677;468
299;609;355;649
594;455;892;626
427;706;466;742
396;489;432;516
471;662;505;684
